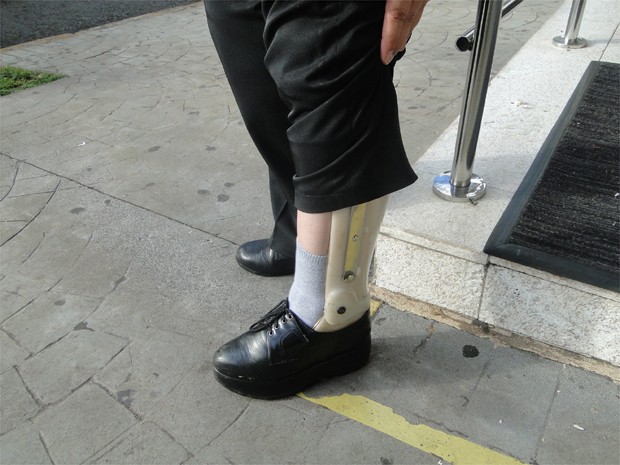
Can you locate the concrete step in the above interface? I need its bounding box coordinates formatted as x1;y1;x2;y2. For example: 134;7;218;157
373;0;620;381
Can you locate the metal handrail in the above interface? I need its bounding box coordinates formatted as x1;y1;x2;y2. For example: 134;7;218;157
456;0;524;52
433;0;589;202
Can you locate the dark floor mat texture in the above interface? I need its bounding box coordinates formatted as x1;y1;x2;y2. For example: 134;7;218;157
485;61;619;292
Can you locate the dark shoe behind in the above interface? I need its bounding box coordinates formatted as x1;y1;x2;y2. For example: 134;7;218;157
236;239;295;277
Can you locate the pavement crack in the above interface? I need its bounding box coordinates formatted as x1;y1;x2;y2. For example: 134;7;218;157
51;102;96;128
15;95;73;126
599;22;620;60
15;366;45;409
274;401;309;416
79;297;105;329
20;232;46;265
204;402;251;448
27;332;70;360
472;359;492;394
80;414;139;465
110;261;131;293
174;47;191;62
94;379;142;421
533;375;562;462
412;323;435;356
83;48;115;60
0;179;60;247
476;263;491;320
0;297;36;325
46;231;93;291
85;423;131;462
46;277;65;294
158;358;204;403
121;346;134;384
99;341;131;376
2;316;34;352
38;431;57;465
157;422;193;460
0;160;20;203
99;102;125;121
151;90;165;110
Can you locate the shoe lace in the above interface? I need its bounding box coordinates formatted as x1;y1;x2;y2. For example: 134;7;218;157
249;300;293;334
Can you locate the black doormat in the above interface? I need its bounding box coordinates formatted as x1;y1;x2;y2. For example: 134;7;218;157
485;61;619;292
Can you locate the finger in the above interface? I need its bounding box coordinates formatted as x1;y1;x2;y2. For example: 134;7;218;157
381;0;412;64
381;0;428;64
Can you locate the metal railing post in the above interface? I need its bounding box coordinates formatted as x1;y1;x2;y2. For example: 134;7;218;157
433;0;502;202
553;0;588;49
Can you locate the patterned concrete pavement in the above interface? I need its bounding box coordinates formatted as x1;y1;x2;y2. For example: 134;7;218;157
1;2;618;464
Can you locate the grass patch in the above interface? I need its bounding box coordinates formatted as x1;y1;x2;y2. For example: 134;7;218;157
0;66;63;96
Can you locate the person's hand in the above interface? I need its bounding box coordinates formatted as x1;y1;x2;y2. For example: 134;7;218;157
381;0;429;65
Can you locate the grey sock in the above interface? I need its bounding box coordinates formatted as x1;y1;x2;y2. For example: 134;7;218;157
288;241;328;328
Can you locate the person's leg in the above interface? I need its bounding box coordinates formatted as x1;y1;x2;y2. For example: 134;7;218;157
204;1;297;275
235;170;296;276
268;170;297;259
285;210;331;326
212;0;418;398
290;196;389;332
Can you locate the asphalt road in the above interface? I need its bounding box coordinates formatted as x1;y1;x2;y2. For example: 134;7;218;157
1;0;200;48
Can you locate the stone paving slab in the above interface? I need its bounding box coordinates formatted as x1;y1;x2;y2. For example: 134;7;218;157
88;421;191;465
2;291;102;353
0;368;40;435
0;421;52;465
32;383;137;464
0;330;29;374
536;366;620;465
95;328;211;416
457;345;561;459
19;329;128;405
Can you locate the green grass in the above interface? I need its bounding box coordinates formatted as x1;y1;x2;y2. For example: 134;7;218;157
0;66;63;96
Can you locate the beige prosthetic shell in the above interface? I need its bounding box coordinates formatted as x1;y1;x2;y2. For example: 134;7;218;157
313;195;389;332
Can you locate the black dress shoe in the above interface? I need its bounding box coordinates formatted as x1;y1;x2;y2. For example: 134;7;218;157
213;300;371;399
235;239;295;277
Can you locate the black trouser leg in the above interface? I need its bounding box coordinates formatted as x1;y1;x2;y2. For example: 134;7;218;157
204;1;296;256
268;170;297;257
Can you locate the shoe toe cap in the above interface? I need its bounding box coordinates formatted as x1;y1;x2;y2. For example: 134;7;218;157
213;333;266;379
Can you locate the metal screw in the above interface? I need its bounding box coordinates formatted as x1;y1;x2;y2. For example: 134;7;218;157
343;271;355;280
337;307;346;314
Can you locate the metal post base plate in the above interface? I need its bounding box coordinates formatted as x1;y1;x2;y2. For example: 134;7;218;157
433;172;487;202
552;36;587;49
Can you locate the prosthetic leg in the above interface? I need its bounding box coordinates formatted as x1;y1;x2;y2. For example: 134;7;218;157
315;196;389;332
213;197;389;399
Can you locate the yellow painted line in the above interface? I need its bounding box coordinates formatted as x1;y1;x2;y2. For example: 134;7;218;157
299;393;526;465
370;299;381;317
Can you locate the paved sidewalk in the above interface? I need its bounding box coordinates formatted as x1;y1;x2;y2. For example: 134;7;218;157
1;2;618;464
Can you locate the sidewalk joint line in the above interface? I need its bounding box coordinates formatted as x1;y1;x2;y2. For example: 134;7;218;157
0;154;238;248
